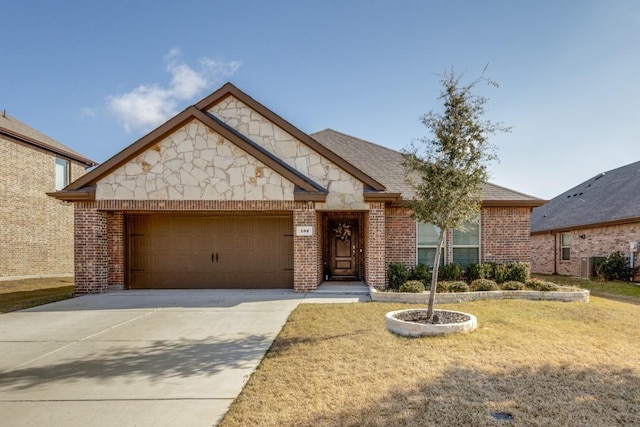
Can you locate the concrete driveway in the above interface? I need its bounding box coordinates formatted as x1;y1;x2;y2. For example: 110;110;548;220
0;289;367;427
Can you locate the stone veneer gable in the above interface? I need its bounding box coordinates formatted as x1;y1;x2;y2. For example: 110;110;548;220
96;119;294;201
210;96;366;210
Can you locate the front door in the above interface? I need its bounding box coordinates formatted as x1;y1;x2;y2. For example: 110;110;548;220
329;220;358;278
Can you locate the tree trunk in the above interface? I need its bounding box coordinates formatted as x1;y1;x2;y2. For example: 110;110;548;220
426;230;446;321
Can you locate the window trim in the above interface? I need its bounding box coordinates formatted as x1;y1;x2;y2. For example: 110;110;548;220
560;233;571;261
55;157;70;190
452;219;481;267
416;218;481;267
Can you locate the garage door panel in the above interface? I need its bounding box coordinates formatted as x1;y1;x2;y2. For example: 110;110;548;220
128;215;293;289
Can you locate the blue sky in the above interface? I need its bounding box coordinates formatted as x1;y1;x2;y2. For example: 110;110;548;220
2;0;639;199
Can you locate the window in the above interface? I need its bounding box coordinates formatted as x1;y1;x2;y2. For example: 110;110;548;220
417;222;444;268
55;158;69;190
452;219;480;267
561;233;571;261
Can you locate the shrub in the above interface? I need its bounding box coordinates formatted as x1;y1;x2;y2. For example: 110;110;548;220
439;263;463;281
465;263;485;282
387;262;409;290
525;278;559;291
595;251;634;281
409;263;432;284
504;261;530;283
447;281;470;293
501;280;525;290
436;281;450;292
469;278;499;291
399;280;425;293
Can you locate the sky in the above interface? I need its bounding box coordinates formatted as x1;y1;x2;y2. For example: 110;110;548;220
2;0;639;200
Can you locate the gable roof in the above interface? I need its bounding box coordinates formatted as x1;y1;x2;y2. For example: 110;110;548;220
55;83;390;201
196;84;385;191
0;113;95;166
531;160;640;233
311;128;545;207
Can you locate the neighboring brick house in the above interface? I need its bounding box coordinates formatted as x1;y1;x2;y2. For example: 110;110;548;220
50;83;543;294
0;113;95;279
531;160;640;281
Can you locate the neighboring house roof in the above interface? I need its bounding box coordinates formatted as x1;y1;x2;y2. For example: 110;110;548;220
0;113;96;166
311;128;544;207
531;160;640;234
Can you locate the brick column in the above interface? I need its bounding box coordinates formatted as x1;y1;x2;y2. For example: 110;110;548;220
107;212;125;287
366;202;386;288
293;202;319;292
74;203;109;294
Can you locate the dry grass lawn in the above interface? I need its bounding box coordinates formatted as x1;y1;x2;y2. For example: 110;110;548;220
221;298;640;426
0;277;74;313
532;273;640;302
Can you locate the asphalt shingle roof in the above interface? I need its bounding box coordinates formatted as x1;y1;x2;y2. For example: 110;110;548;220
531;160;640;233
0;113;95;166
311;128;543;204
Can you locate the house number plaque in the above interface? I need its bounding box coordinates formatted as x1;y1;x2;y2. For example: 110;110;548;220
296;226;314;236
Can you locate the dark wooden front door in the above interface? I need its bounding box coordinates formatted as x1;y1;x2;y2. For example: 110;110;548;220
329;220;358;278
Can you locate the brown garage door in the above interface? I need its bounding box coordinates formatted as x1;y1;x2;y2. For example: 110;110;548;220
127;215;293;289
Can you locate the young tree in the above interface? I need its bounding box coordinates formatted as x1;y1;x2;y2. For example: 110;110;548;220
402;67;510;321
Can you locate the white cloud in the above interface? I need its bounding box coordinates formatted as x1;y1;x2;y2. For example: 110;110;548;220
107;50;241;133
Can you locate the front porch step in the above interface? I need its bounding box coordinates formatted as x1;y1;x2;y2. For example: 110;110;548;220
312;281;370;295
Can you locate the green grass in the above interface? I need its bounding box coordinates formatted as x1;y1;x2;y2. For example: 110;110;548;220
0;277;74;313
532;273;640;302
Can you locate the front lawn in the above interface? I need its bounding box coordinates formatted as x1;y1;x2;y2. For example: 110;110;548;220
221;298;640;426
0;277;74;313
532;273;640;302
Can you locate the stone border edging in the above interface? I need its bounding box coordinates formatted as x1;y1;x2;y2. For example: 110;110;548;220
386;309;478;337
370;287;589;304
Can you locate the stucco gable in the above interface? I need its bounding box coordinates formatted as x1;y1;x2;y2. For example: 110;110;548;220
96;119;296;201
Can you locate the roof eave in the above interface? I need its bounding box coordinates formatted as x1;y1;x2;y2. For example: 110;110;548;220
482;200;547;208
47;187;96;201
531;215;640;235
0;126;96;167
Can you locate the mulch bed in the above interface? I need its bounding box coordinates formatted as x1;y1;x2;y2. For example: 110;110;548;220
395;309;470;324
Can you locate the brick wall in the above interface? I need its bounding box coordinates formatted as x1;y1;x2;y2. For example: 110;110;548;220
531;222;640;279
293;201;319;291
481;207;531;263
0;135;86;279
385;207;416;267
366;202;386;288
107;212;125;287
74;203;109;294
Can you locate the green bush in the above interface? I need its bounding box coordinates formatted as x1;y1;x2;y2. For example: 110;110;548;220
504;261;530;283
492;264;509;284
399;280;425;293
501;280;525;290
435;281;450;292
595;251;634;281
469;278;499;291
465;263;485;282
447;281;470;293
525;279;559;291
439;263;463;281
409;263;432;284
387;262;409;290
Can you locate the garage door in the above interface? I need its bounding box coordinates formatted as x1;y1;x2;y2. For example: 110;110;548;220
127;215;293;289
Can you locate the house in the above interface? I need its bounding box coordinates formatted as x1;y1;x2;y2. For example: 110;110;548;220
530;160;640;281
50;83;544;294
0;112;95;279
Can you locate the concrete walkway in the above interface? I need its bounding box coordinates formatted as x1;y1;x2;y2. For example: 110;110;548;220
0;289;369;427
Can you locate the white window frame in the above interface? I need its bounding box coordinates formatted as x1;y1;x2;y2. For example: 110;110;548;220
55;157;70;190
415;222;444;268
452;219;481;267
561;233;571;261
